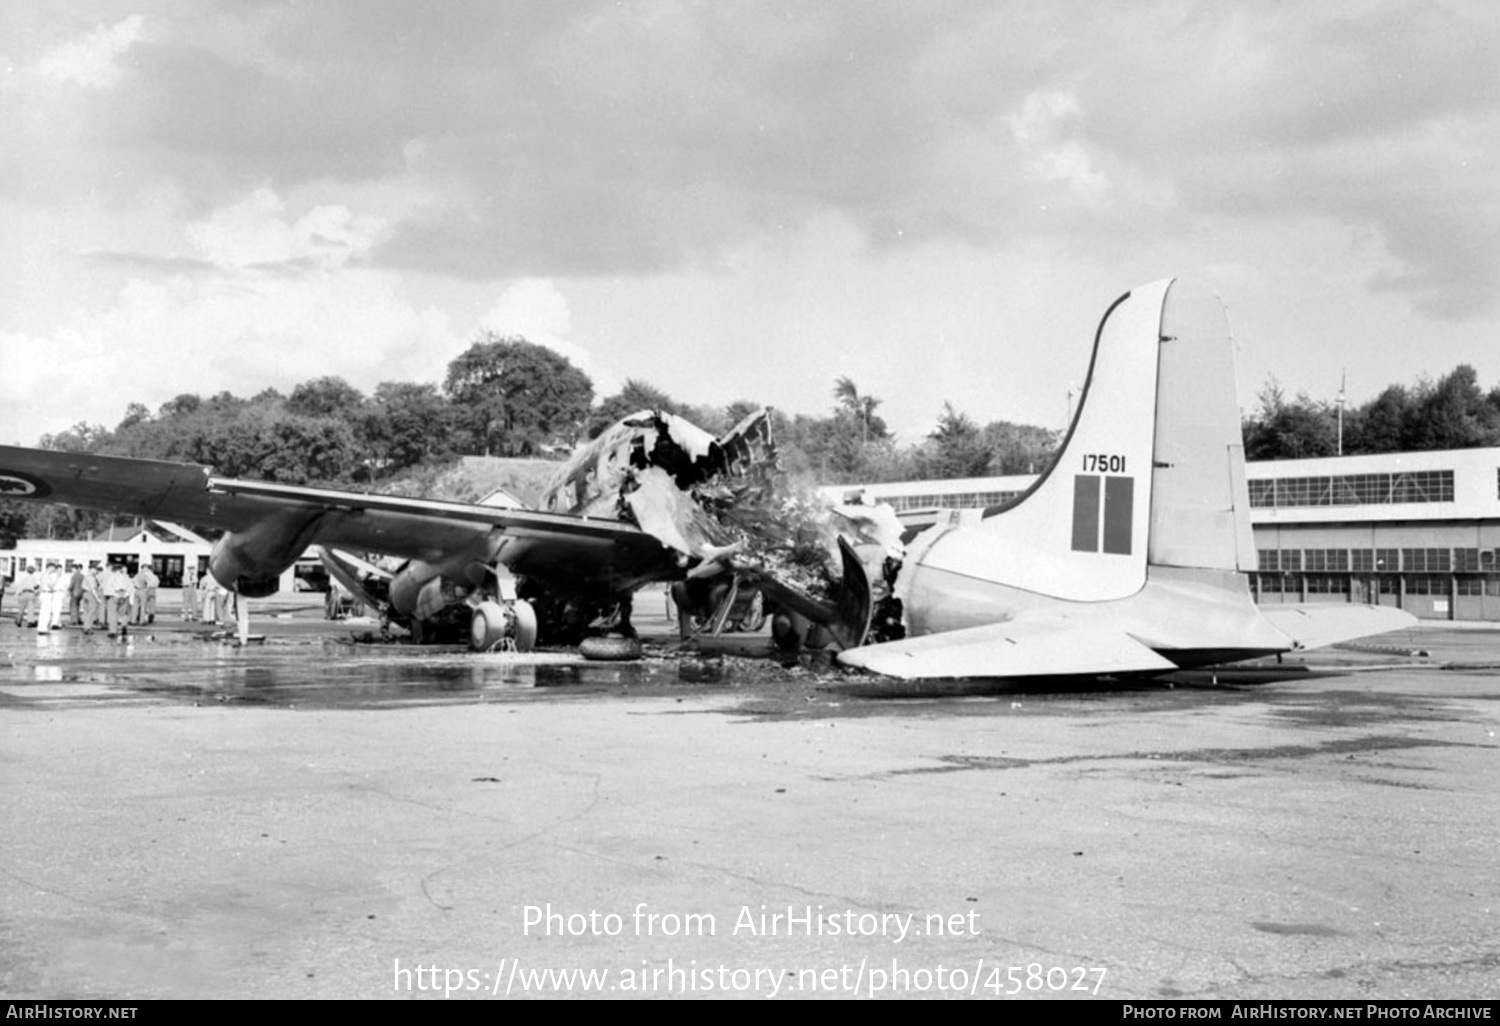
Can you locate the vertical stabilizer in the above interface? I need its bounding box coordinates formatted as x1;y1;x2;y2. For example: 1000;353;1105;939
917;280;1171;601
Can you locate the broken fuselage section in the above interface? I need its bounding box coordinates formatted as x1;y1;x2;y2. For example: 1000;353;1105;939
322;408;796;651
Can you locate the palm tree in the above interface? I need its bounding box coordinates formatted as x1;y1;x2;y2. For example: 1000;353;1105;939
832;376;880;445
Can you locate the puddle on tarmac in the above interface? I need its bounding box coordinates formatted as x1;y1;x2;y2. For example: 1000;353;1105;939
0;630;667;709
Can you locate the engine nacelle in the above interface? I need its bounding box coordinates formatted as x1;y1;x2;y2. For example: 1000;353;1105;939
209;512;324;597
388;562;434;617
386;560;472;619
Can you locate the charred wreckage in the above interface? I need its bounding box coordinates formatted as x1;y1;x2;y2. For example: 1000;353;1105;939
317;408;906;655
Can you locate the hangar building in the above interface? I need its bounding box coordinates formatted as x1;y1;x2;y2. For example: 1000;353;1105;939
827;447;1500;623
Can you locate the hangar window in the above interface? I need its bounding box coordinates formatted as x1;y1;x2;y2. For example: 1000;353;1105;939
1402;548;1452;573
1248;470;1454;508
1260;549;1296;573
1405;575;1450;596
1350;549;1375;572
1256;574;1282;593
879;490;1021;512
1305;575;1349;594
1274;549;1301;571
1456;578;1485;596
1454;549;1482;572
1390;470;1454;503
1303;549;1349;572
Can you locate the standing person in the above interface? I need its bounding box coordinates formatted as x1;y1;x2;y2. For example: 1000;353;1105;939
104;563;133;637
37;561;66;635
79;563;103;634
131;565;149;624
182;563;200;622
198;569;218;625
0;565;7;620
68;564;86;625
140;563;160;624
215;582;235;626
12;563;38;627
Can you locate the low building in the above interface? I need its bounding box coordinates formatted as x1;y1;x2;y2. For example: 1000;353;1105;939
1;521;211;586
824;447;1500;622
0;520;322;595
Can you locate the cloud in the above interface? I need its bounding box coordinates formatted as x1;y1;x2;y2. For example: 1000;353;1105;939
1008;92;1109;205
0;187;455;444
185;188;388;270
7;1;1500;331
35;14;147;89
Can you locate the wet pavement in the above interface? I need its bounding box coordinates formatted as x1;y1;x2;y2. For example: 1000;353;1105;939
1;595;1497;999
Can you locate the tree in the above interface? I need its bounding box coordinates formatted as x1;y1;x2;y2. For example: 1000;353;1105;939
157;393;202;419
359;382;455;476
831;376;887;445
116;403;151;431
588;379;680;438
982;420;1059;475
39;422;111;453
723;399;762;427
918;402;992;479
286;376;366;419
1345;384;1414;454
445;334;593;456
181;406;359;483
1242;378;1337;460
1404;365;1500;451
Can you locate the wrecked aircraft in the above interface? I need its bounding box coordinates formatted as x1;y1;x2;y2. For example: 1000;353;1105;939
0;410;787;650
0;278;1416;675
826;279;1417;679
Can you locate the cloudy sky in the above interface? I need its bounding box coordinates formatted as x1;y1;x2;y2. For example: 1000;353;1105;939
3;1;1497;447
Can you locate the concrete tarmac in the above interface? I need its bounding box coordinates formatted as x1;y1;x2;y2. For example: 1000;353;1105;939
1;597;1497;1000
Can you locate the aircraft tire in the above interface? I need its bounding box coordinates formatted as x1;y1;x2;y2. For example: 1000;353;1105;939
579;636;643;662
511;599;538;653
804;623;834;650
470;599;540;653
470;601;508;651
770;611;807;652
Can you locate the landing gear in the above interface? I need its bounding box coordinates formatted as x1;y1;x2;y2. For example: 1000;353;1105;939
469;599;538;652
771;609;809;652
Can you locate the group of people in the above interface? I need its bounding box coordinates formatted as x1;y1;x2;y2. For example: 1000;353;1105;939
1;561;234;636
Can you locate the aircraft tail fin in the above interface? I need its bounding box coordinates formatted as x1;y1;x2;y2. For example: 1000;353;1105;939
918;280;1251;602
919;281;1170;600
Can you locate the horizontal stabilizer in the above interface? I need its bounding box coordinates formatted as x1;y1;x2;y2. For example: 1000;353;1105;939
1260;605;1418;651
837;615;1177;680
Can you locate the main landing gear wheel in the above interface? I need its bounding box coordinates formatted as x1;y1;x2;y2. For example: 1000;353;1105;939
470;599;538;652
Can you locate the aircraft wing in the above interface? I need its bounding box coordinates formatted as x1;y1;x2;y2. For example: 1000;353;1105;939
837;614;1178;680
1259;605;1419;651
0;445;672;587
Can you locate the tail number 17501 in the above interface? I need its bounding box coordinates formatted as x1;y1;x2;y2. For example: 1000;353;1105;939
1081;454;1127;474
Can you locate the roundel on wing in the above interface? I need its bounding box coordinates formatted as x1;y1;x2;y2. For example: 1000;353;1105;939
0;471;51;498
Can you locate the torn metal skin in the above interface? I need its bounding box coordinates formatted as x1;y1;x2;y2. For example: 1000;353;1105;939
538;409;905;652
